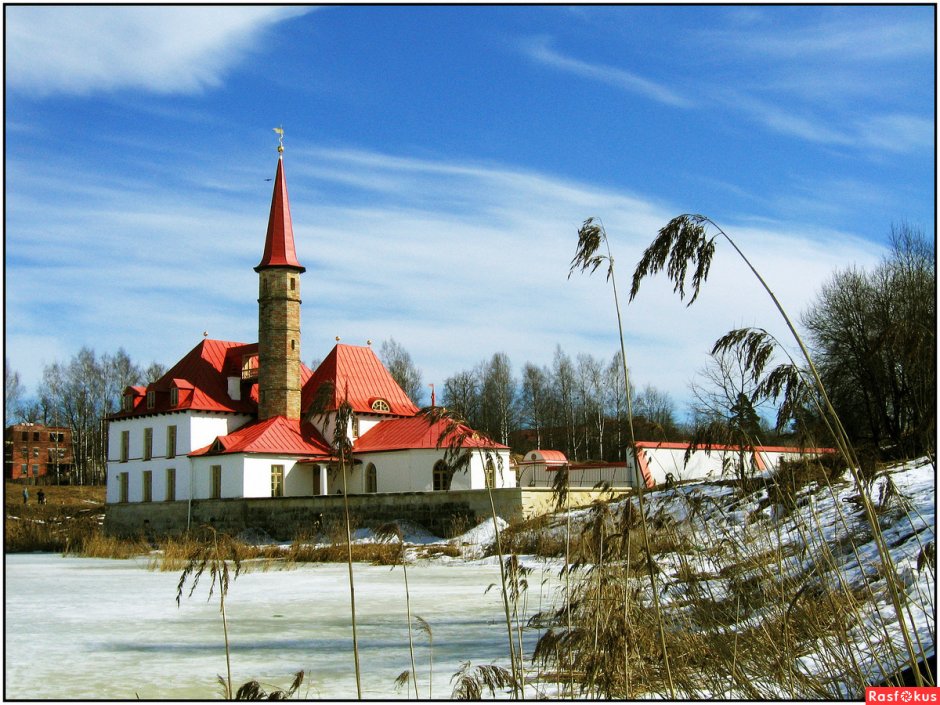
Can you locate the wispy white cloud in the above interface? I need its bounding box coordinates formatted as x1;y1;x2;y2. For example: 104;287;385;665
5;6;311;96
709;14;933;62
5;143;885;413
521;11;932;156
518;35;695;109
714;88;933;154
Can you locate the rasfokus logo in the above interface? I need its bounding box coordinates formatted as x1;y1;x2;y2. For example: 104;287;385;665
867;687;939;703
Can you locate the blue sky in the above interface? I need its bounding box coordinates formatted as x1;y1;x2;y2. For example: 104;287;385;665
5;5;934;415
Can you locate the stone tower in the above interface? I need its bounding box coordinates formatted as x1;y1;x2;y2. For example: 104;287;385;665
255;152;305;420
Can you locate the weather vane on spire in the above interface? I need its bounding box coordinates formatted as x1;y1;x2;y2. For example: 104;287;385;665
273;126;284;154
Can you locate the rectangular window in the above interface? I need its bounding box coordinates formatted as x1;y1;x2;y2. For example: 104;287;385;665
33;432;40;441
271;465;284;497
120;431;129;462
166;468;176;502
146;390;155;409
142;471;152;503
21;431;28;441
32;465;39;476
210;465;222;499
119;472;129;503
166;425;177;459
32;447;39;458
20;464;27;477
143;428;153;461
170;388;179;406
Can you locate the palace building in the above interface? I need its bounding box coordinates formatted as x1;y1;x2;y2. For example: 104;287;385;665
105;147;513;508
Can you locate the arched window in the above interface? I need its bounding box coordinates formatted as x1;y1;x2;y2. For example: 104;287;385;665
433;460;451;491
366;463;377;493
371;399;390;412
485;459;496;489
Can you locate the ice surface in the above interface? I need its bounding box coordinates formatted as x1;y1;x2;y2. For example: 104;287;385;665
4;555;547;700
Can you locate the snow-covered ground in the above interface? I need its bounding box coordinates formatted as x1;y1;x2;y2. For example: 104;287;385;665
4;458;934;700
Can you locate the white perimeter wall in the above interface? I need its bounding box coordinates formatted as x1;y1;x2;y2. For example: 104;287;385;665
639;446;818;485
361;449;514;492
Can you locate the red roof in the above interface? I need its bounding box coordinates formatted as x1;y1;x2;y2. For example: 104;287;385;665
304;344;419;417
113;339;259;417
190;415;333;458
635;441;836;454
354;415;508;453
255;156;304;272
518;449;568;466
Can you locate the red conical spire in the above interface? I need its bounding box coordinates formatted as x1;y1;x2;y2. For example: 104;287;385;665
255;155;305;272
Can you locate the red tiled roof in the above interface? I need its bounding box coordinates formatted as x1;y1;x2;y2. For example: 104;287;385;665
112;339;315;419
518;449;568;466
190;415;333;458
112;339;259;418
354;414;508;453
304;344;419;417
255;156;304;272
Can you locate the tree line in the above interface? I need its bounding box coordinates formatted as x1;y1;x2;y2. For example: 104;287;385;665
5;224;932;482
5;350;165;484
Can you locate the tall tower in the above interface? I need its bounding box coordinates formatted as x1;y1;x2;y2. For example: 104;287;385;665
255;144;305;420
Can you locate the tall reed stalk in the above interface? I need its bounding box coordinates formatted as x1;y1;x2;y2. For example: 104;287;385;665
334;396;363;699
378;522;421;700
423;405;524;698
628;213;926;682
571;218;676;697
176;527;241;700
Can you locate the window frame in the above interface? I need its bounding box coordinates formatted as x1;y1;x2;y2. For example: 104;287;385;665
166;425;177;459
271;464;284;497
119;472;129;503
165;468;176;502
143;427;153;461
210;465;222;499
432;460;450;491
142;470;153;503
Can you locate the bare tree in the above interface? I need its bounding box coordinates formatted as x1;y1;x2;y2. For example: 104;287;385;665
5;361;25;423
632;383;678;439
519;363;551;450
380;338;425;406
480;352;517;447
441;369;481;428
802;223;935;458
552;345;579;460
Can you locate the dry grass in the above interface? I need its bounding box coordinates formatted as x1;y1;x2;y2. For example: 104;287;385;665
528;460;934;699
5;481;106;553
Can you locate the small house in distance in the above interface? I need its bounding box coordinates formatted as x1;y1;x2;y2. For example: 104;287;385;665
4;423;73;484
518;442;836;489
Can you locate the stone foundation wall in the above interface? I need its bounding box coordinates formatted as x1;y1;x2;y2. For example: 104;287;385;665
104;488;627;540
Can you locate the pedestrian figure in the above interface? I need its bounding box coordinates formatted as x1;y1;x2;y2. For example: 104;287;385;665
37;489;46;505
22;487;28;505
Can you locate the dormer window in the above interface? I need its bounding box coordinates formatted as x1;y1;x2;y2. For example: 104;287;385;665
170;388;179;406
371;399;390;412
242;354;259;380
146;391;155;409
123;394;134;412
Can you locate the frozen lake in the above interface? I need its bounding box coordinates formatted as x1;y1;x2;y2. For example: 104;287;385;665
5;553;559;700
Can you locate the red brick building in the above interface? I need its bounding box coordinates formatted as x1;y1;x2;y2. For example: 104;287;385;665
4;423;73;483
